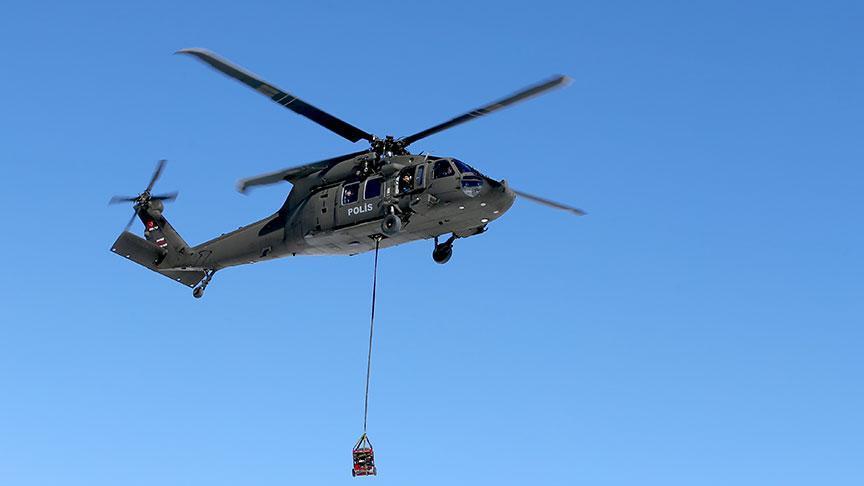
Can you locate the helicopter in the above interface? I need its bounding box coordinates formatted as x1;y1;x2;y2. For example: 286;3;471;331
110;48;584;298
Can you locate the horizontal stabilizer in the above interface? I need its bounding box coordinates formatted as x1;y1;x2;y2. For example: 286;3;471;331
112;231;166;267
159;269;208;288
111;232;205;288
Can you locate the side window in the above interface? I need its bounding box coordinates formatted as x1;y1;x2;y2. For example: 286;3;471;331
416;165;425;188
364;178;382;199
433;159;455;179
342;182;360;205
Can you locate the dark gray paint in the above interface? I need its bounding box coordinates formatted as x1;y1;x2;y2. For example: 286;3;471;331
110;49;583;297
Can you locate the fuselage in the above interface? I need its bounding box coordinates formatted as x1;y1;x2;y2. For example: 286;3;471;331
191;155;516;269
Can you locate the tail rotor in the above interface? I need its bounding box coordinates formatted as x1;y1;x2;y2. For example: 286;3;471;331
109;159;179;232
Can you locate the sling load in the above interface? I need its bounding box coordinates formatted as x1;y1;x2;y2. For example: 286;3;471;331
352;433;377;477
353;237;381;477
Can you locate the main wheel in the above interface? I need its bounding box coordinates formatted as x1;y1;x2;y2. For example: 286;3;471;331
432;245;453;264
381;213;402;236
193;286;204;299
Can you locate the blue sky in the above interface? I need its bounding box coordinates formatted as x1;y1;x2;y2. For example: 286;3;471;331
1;1;862;485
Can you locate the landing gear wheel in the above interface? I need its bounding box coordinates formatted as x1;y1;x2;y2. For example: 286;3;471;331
192;269;215;299
432;245;452;264
381;213;401;236
432;234;456;264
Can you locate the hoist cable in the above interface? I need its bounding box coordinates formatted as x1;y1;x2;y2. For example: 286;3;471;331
363;237;381;432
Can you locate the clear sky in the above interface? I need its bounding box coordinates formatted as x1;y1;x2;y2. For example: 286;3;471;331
1;1;862;485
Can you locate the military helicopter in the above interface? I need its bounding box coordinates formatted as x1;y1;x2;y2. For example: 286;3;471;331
110;48;584;298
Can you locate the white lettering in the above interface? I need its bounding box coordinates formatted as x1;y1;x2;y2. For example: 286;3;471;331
347;203;374;216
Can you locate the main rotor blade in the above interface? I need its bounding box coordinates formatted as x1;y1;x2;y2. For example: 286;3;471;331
146;159;167;193
177;48;375;144
109;195;138;205
400;75;571;146
514;189;586;216
237;150;370;193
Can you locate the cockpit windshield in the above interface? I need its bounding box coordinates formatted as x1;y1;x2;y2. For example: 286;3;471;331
453;159;484;197
452;159;481;175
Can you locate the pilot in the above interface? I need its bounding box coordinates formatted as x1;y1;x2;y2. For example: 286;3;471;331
343;186;355;203
400;172;413;193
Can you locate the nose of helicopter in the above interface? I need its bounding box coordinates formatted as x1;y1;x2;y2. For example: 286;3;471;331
482;176;516;221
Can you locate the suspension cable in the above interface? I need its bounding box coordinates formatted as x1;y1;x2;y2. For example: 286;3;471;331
363;237;381;432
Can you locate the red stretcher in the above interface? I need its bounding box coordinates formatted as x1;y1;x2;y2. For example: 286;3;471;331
352;433;377;477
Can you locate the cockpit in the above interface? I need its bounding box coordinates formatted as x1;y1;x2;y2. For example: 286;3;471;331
432;158;481;177
452;159;481;175
447;158;484;197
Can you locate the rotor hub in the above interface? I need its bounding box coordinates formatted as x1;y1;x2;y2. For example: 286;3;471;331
370;135;409;157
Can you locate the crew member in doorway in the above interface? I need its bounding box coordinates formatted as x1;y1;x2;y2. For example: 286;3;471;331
400;169;414;194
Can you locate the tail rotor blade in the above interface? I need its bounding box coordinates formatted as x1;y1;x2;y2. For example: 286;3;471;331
145;159;167;193
122;210;138;232
112;160;173;233
151;191;178;202
514;190;586;216
109;195;138;205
